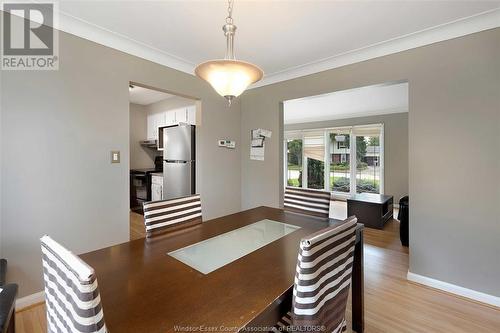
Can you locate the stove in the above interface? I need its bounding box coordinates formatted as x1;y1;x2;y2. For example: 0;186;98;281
130;157;162;214
130;168;158;175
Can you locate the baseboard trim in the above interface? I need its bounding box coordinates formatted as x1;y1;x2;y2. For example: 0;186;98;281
407;271;500;308
16;291;45;310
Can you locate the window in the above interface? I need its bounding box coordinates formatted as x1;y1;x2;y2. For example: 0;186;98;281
304;133;325;190
284;124;384;196
330;131;350;193
286;138;303;187
353;126;382;194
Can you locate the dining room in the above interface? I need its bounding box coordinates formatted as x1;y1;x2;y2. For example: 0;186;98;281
2;1;500;333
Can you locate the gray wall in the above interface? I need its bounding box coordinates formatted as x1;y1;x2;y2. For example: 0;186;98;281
129;103;158;169
240;28;500;296
285;112;409;202
1;29;242;297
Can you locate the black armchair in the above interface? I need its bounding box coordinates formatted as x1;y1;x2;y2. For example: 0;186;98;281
0;259;17;333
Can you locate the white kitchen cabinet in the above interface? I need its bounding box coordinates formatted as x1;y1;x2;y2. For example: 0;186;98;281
174;108;187;124
165;110;176;126
147;106;196;141
186;105;196;125
146;114;155;140
174;106;196;125
146;113;165;140
157;112;167;128
151;183;162;201
151;175;163;201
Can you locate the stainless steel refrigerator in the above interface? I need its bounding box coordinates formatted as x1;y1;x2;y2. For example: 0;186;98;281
162;124;196;200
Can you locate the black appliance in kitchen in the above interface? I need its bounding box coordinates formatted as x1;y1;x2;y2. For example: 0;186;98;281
130;156;162;214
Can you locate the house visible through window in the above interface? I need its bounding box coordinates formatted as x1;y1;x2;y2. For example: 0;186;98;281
285;124;383;196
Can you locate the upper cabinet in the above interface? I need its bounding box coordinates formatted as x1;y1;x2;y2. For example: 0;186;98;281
165;111;176;126
146;112;165;140
186;105;196;125
173;106;196;125
175;108;187;124
146;105;196;141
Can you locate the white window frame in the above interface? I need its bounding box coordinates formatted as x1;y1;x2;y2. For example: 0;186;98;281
324;131;330;192
284;133;305;188
325;126;356;200
284;124;384;196
351;124;384;196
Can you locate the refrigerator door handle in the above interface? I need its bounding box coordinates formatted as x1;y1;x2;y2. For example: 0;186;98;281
164;160;188;163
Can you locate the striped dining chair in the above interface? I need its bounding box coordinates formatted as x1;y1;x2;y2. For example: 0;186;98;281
272;216;358;333
40;235;107;333
284;186;331;219
143;194;202;237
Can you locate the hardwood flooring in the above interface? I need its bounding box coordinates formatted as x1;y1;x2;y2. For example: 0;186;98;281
15;303;47;333
129;211;146;240
15;211;500;333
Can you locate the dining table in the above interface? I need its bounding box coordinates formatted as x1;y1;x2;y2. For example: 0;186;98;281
81;206;364;333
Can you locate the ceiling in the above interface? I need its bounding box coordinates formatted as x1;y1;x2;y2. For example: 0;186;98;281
283;82;408;124
55;1;500;87
129;86;174;105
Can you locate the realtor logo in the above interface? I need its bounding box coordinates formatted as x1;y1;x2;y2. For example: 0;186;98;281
1;2;59;70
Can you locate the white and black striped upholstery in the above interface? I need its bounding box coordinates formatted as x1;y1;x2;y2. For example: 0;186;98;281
284;187;331;219
272;216;358;333
40;235;107;333
143;194;202;237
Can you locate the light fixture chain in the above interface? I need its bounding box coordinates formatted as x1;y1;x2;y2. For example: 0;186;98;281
226;0;234;24
194;0;262;106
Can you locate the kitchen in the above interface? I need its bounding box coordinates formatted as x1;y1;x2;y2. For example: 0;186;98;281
129;84;199;228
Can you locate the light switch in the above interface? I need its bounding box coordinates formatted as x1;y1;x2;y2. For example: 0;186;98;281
111;151;120;163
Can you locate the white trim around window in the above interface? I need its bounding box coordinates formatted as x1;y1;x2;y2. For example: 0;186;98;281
284;123;384;197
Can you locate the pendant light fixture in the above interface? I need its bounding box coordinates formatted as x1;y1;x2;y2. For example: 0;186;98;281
195;0;263;105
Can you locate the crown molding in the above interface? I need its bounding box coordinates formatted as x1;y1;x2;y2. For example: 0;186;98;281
251;8;500;89
53;7;500;88
57;9;196;74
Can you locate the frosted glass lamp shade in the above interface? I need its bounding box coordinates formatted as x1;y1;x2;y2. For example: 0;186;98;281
195;59;263;100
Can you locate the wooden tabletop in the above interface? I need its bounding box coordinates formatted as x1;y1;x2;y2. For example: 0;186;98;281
80;206;363;333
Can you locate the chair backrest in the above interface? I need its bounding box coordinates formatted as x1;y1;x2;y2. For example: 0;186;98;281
143;194;202;237
292;216;358;333
284;187;331;219
40;235;107;333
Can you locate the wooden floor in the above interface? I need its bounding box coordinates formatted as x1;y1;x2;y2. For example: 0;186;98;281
130;211;146;240
15;213;500;333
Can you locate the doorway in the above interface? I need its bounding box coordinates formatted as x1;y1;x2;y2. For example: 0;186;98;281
282;81;408;219
128;82;200;240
